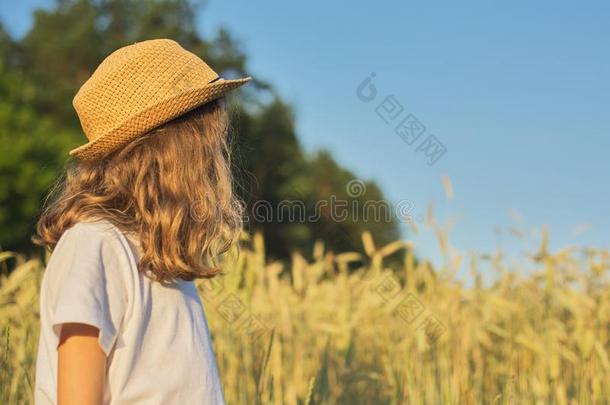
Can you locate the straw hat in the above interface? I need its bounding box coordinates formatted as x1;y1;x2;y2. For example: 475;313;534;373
70;38;251;160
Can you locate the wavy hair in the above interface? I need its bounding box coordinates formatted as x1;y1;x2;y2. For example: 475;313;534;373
33;99;243;282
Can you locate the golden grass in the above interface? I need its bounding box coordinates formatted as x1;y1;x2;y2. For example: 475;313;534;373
1;229;609;404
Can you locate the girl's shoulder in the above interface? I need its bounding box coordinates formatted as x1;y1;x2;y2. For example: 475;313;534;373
53;218;137;267
46;218;139;304
41;219;137;358
64;218;119;237
59;218;130;247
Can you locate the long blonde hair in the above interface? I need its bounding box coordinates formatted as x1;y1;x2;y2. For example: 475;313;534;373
33;99;243;282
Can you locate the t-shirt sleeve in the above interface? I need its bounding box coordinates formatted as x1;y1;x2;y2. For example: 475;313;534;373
46;222;128;356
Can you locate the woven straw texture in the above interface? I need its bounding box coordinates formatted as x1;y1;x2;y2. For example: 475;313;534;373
70;38;250;160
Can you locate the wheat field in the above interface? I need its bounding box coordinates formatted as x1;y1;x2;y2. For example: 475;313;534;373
1;227;609;404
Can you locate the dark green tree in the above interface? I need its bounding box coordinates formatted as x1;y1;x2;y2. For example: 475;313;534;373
0;26;76;251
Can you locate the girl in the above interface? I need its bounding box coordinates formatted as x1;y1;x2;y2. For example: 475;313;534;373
33;39;250;405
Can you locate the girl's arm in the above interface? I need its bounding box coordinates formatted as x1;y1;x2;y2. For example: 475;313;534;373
57;323;107;405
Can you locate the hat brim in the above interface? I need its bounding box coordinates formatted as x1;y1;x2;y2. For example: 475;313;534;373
69;77;251;161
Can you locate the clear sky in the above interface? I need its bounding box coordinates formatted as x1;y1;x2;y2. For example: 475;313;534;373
2;0;609;267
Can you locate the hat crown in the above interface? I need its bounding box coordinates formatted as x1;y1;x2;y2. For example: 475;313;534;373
73;39;219;142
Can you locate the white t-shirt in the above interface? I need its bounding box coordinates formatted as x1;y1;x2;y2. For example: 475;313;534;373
35;219;226;404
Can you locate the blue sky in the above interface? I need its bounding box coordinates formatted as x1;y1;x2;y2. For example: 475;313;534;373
2;1;609;268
